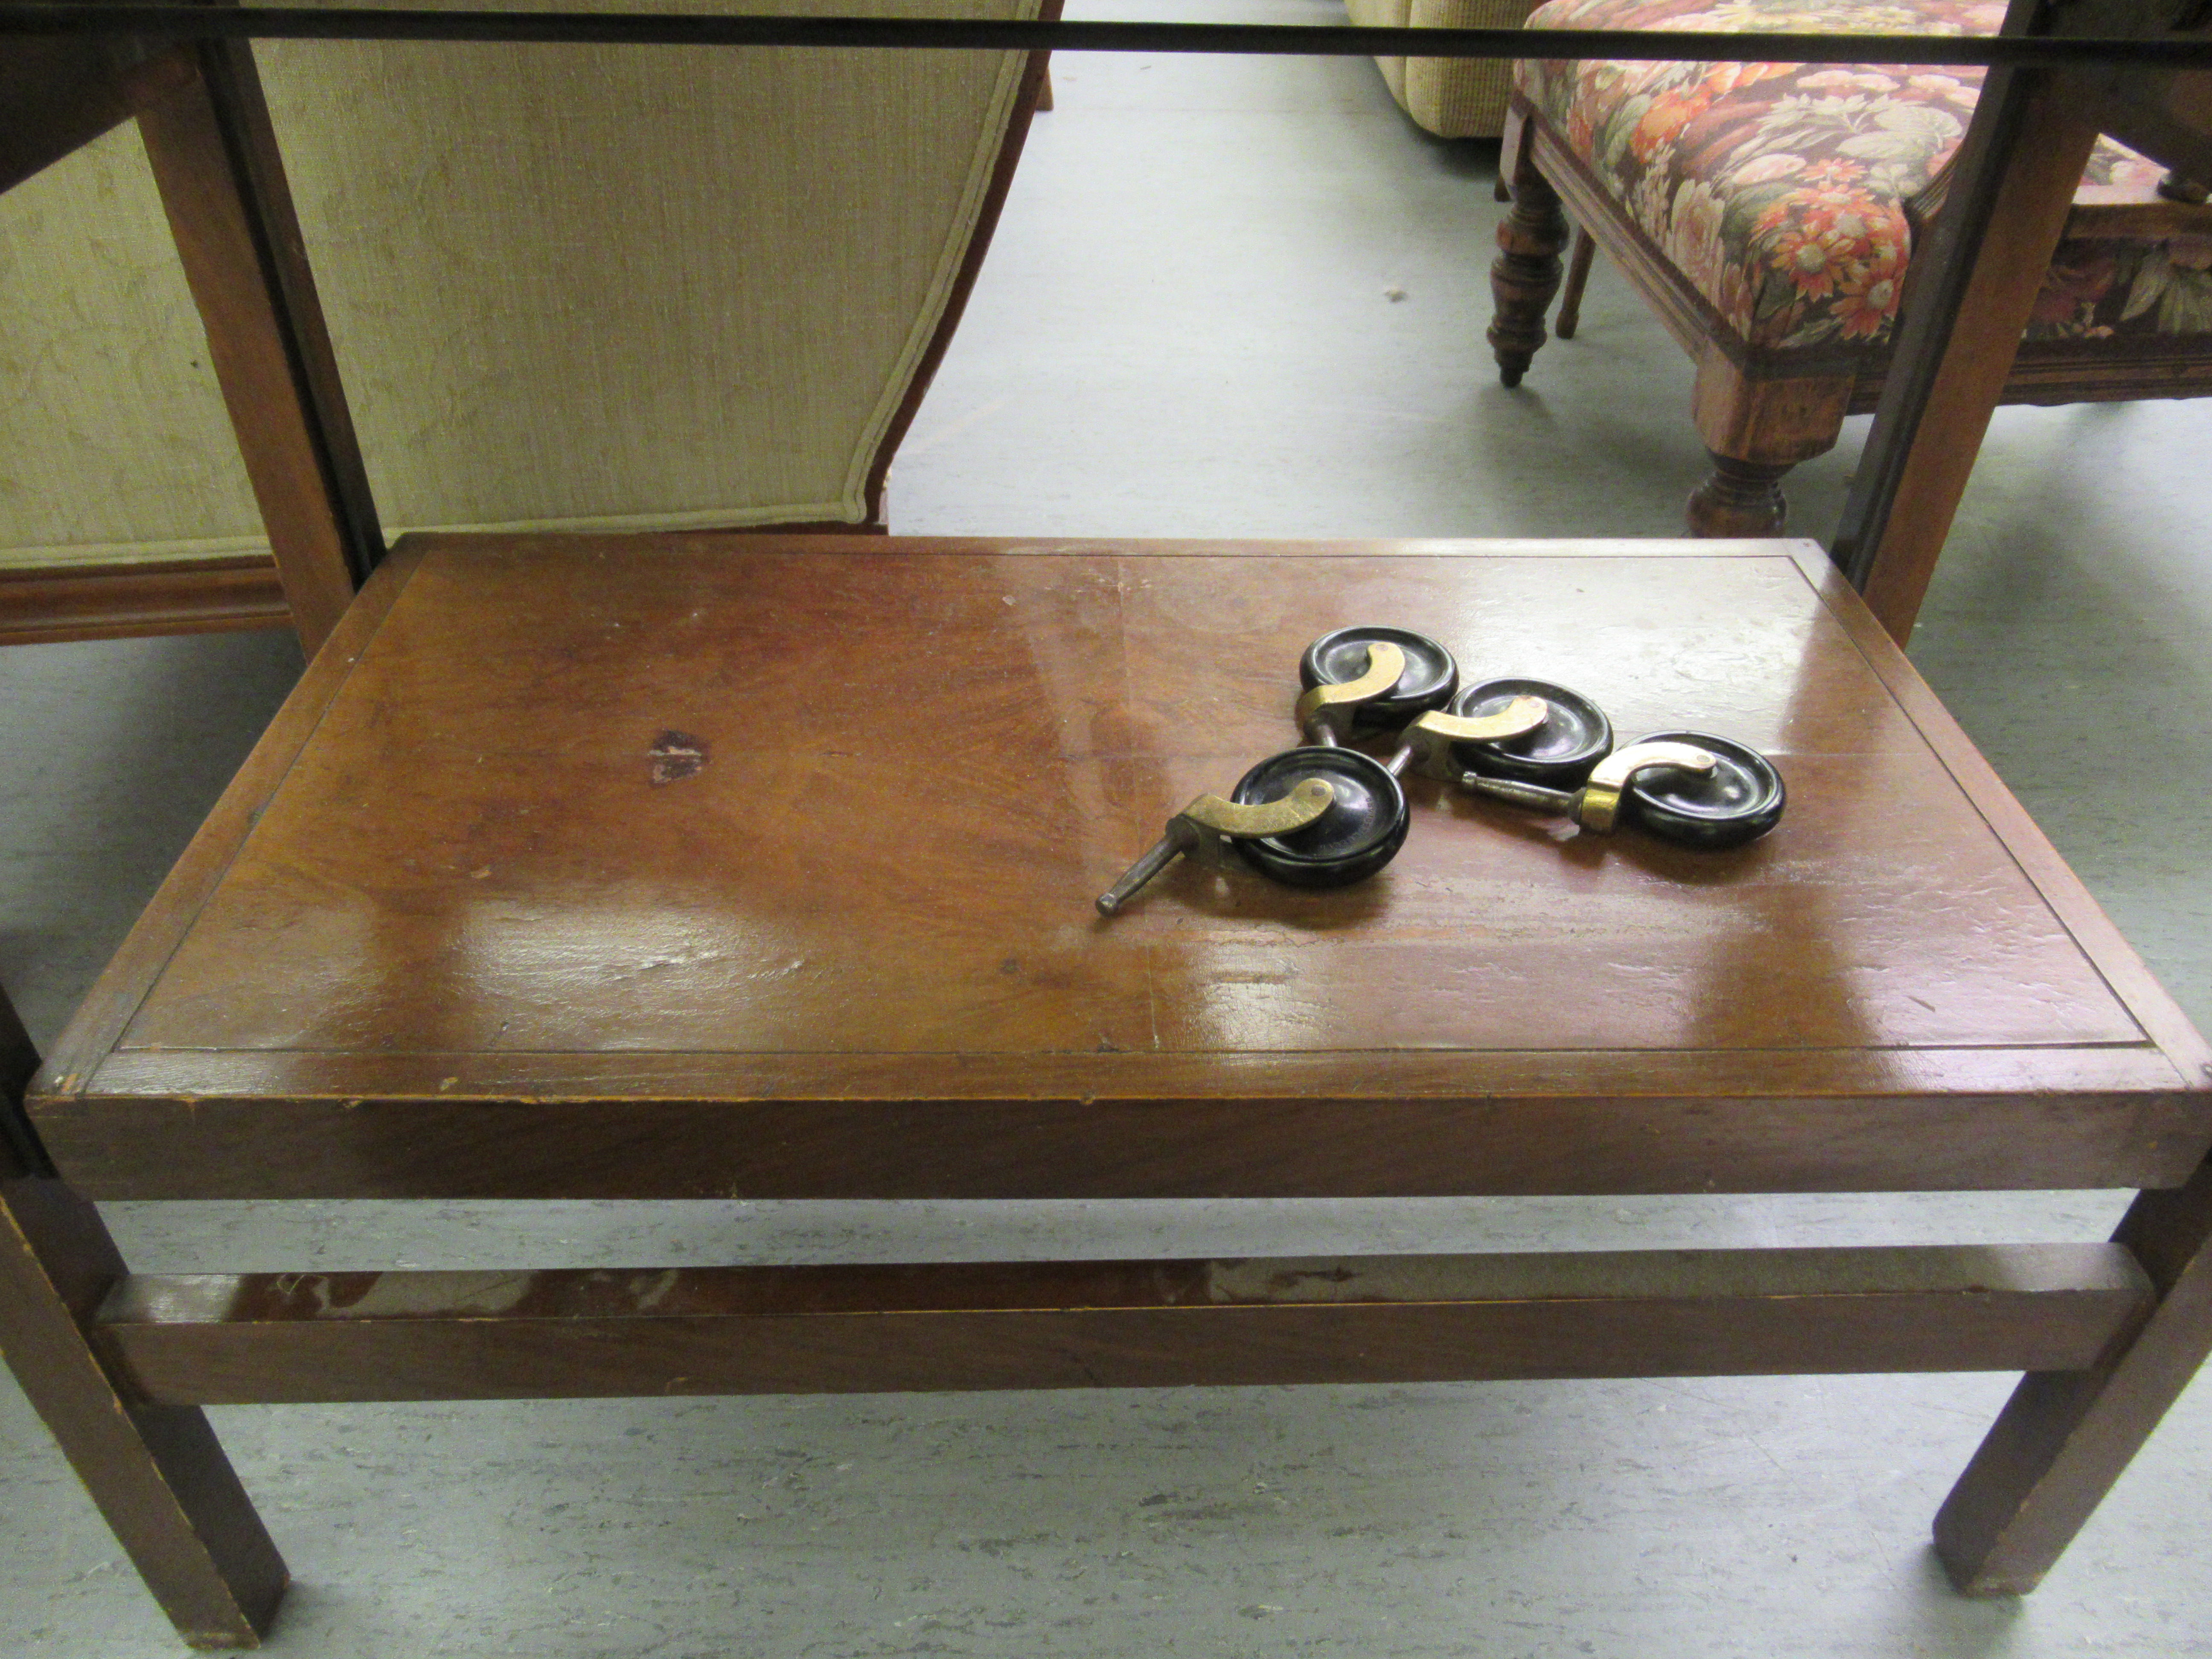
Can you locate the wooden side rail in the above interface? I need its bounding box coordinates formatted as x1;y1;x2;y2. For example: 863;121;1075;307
38;1064;2212;1200
96;1244;2152;1406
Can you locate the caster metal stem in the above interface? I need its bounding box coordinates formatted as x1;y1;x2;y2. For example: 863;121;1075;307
1097;780;1336;916
1457;774;1575;813
1095;828;1192;916
1458;739;1717;832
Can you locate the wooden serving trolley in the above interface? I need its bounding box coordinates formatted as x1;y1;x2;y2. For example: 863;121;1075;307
9;529;2211;1644
5;2;2212;1648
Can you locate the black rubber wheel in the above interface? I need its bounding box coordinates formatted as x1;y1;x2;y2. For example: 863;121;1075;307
1449;676;1613;787
1230;746;1410;889
1297;625;1458;733
1622;730;1786;850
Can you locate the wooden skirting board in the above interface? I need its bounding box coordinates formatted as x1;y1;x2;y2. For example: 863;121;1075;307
0;558;291;647
0;521;895;648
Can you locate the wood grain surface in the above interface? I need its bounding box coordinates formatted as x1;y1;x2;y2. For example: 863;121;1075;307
30;534;2211;1200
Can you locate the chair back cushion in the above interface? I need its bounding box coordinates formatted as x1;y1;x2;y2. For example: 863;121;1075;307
0;0;1042;574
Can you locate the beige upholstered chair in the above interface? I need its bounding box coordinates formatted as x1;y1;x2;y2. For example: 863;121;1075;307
1347;0;1538;138
0;0;1050;646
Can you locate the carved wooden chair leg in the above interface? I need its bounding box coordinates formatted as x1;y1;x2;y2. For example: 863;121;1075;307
1488;134;1569;388
1554;227;1596;340
1937;1153;2212;1595
0;986;286;1648
1685;349;1854;538
1686;453;1798;536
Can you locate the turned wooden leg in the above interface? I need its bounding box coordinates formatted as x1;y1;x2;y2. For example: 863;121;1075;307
1488;151;1568;389
1554;227;1596;340
0;987;286;1647
1936;1154;2212;1595
1685;347;1854;539
1687;453;1794;536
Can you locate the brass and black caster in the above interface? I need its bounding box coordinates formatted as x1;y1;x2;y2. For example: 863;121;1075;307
1297;626;1458;738
1382;695;1552;781
1612;730;1786;850
1229;746;1409;889
1447;677;1612;787
1294;640;1408;745
1096;747;1409;915
1456;734;1784;848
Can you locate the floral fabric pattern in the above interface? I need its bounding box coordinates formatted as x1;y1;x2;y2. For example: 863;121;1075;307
1517;0;2212;351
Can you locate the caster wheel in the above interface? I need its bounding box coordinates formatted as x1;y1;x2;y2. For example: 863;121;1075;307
1622;730;1785;849
1450;677;1613;787
1298;626;1458;734
1231;746;1410;888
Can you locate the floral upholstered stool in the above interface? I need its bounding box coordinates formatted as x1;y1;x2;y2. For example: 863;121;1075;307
1487;0;2212;537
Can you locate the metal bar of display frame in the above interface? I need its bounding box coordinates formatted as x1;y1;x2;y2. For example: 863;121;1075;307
0;7;2208;67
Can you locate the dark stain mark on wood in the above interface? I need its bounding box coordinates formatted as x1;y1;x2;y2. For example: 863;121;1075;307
648;730;707;786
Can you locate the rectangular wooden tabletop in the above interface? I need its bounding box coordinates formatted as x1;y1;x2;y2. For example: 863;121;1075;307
31;533;2212;1200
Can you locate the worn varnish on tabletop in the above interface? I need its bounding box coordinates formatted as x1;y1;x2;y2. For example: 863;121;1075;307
30;535;2212;1199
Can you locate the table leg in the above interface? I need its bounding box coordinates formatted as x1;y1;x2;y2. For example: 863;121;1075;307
1936;1154;2212;1595
0;984;285;1648
0;1177;287;1647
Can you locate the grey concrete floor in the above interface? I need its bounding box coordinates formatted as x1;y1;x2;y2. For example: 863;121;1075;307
6;4;2212;1652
